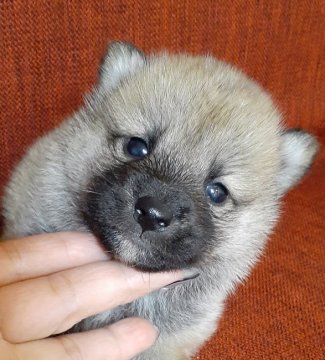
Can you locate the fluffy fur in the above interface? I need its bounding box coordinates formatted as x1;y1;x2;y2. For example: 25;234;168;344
1;42;319;359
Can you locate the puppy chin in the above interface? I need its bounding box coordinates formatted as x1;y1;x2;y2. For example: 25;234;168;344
101;232;202;272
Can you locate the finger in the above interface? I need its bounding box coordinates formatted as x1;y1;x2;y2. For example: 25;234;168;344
0;261;186;343
0;232;110;286
10;318;158;360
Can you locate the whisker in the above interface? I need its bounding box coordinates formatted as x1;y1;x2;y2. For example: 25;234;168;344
81;189;101;195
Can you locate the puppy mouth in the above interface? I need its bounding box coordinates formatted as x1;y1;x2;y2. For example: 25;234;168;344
96;228;203;272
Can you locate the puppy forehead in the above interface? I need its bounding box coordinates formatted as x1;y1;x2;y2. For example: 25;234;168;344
108;55;279;132
105;54;281;180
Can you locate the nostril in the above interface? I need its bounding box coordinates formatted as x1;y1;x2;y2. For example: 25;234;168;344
157;218;168;228
134;196;173;232
135;207;145;216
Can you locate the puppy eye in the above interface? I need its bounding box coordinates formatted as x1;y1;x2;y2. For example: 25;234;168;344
206;182;228;204
126;137;149;158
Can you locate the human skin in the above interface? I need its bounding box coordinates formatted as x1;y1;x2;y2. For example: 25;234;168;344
0;232;184;360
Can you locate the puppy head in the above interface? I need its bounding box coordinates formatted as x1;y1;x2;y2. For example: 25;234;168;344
80;42;318;273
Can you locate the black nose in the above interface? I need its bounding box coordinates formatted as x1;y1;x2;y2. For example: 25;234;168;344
134;196;173;232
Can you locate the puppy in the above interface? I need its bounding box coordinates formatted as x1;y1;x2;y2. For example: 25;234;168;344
2;42;319;359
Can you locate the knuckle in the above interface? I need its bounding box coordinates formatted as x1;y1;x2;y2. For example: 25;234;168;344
47;272;80;334
46;272;80;326
4;342;25;360
0;242;24;281
58;336;85;360
0;291;19;343
47;272;78;305
102;327;124;359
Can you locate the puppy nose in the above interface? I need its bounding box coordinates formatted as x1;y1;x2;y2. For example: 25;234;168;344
134;196;173;232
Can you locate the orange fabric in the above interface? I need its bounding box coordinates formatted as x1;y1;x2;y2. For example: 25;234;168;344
0;1;324;359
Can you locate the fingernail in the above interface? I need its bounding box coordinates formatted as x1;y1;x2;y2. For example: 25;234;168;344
183;268;200;279
162;272;200;290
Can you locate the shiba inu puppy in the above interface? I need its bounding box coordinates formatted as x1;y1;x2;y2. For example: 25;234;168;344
2;42;319;359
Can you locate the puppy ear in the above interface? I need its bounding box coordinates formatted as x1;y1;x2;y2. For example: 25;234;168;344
278;129;319;195
98;41;146;90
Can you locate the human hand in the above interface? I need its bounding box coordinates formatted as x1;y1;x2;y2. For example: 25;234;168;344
0;232;185;359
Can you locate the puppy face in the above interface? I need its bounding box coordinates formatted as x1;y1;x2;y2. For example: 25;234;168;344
75;43;318;272
3;43;318;278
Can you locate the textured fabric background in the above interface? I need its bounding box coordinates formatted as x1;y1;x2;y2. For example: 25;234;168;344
0;1;324;359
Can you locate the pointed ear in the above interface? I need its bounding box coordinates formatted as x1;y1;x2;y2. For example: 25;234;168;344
98;41;146;90
278;129;319;195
